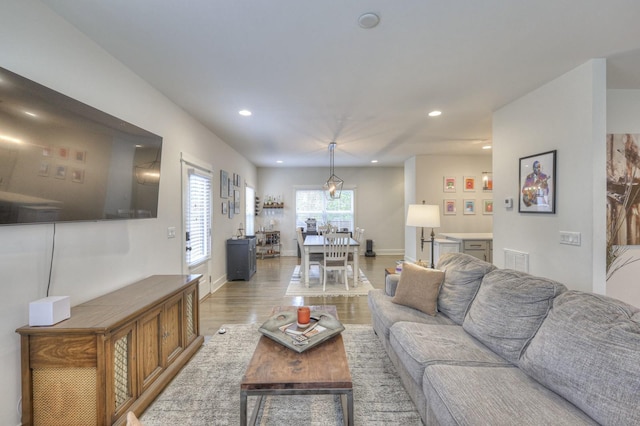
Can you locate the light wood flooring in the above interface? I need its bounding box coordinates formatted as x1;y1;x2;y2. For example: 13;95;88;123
199;254;397;335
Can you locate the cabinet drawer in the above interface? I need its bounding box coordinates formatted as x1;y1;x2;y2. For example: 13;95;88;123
464;240;488;250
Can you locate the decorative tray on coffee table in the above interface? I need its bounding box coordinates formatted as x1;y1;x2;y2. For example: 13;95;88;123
258;309;345;353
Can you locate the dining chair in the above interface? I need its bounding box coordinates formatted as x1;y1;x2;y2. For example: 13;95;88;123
320;233;351;291
296;228;323;286
347;228;365;283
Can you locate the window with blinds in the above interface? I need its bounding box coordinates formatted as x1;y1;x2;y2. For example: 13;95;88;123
295;189;355;231
186;168;212;266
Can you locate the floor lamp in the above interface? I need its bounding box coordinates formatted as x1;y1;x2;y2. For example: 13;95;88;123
406;202;441;268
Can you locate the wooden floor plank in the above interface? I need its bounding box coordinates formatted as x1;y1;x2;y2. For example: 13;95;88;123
199;254;397;335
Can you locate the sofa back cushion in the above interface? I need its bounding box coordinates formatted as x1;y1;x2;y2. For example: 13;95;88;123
520;291;640;425
436;253;496;324
462;269;566;364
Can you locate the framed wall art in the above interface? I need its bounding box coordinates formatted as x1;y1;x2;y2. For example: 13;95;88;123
71;169;84;183
57;146;69;160
463;199;475;215
443;176;456;192
483;199;493;215
54;165;67;179
443;199;456;215
74;150;86;163
220;170;229;198
463;176;476;192
519;150;556;214
482;172;493;191
38;162;50;177
234;189;241;214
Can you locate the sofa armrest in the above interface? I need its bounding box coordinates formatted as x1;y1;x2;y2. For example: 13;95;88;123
385;273;400;296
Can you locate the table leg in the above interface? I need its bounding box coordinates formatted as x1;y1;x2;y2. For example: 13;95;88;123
240;391;247;426
353;247;359;287
248;395;263;426
304;246;310;288
340;390;354;426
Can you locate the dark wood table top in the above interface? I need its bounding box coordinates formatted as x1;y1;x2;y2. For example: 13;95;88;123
241;305;352;391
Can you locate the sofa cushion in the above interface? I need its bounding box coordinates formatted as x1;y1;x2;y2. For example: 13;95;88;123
520;291;640;426
392;263;444;316
368;289;455;343
389;322;510;391
423;365;598;425
436;253;497;324
462;269;566;364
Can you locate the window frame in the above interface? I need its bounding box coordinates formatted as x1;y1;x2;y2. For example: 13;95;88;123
295;187;355;231
185;167;212;267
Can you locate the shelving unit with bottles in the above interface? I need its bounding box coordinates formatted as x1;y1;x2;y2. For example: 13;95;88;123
255;230;280;259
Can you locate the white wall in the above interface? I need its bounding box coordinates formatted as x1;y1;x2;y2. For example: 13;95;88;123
605;89;640;307
404;154;493;262
493;59;607;295
0;2;256;423
257;167;405;256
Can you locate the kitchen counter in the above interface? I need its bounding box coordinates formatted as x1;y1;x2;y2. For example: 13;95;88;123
439;233;493;241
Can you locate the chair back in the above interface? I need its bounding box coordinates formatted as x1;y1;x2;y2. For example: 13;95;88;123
296;228;304;252
323;233;350;263
354;227;365;244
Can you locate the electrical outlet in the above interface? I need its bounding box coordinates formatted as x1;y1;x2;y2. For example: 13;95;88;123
559;231;581;246
167;227;176;239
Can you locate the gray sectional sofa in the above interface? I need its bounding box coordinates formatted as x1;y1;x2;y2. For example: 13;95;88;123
368;252;640;425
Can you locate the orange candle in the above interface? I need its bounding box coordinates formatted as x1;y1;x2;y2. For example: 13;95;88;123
297;306;310;325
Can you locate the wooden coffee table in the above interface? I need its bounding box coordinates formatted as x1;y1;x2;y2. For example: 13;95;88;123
240;305;353;425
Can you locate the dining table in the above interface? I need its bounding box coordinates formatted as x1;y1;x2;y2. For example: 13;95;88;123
303;234;360;288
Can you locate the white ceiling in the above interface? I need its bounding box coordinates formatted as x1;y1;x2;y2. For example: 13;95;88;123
42;0;640;167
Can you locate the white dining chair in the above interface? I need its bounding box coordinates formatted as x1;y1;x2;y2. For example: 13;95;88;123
348;228;365;283
296;228;323;286
320;233;351;291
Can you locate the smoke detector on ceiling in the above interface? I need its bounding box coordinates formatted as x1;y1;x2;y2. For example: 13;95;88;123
358;13;380;29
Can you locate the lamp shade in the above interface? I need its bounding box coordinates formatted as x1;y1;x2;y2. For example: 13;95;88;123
406;204;440;228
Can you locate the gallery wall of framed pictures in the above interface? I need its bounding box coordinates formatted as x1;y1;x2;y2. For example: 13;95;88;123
440;174;493;216
220;170;242;219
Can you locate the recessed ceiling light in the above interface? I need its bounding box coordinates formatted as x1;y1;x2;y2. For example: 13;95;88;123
358;13;380;29
238;109;252;116
428;110;442;117
371;160;378;163
276;160;283;164
482;145;492;150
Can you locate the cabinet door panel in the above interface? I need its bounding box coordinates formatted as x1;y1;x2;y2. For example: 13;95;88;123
184;286;199;346
108;323;137;423
138;306;164;392
164;293;184;364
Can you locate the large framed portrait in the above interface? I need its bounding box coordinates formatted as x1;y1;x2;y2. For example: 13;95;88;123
519;150;556;214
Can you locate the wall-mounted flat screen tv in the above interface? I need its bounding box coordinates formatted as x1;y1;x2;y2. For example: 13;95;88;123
0;66;162;225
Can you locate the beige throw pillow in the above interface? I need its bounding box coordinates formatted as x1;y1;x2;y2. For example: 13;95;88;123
392;262;444;316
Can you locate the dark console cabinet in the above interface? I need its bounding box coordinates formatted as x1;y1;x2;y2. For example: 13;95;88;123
226;237;256;280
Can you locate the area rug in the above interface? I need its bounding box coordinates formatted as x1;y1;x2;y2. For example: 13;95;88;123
140;324;422;425
285;265;374;297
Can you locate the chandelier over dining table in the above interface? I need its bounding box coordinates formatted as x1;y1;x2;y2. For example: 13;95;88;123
323;142;344;200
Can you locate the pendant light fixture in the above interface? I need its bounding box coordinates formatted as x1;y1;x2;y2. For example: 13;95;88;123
323;142;344;200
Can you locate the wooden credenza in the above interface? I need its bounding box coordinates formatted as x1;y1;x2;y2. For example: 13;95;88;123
16;274;204;426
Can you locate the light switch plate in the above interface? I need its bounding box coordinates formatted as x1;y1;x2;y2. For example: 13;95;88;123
167;227;176;239
560;231;581;246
